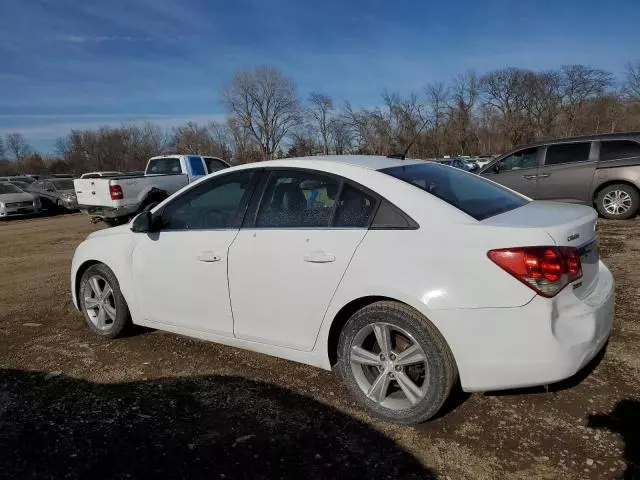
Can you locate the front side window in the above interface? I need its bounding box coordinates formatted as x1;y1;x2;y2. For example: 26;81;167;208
44;181;55;191
381;162;529;221
600;140;640;161
147;157;181;175
52;179;74;190
187;156;207;176
497;148;538;172
158;171;255;230
256;171;339;228
545;142;591;166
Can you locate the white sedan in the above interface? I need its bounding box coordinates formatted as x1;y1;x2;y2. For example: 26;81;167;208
70;155;614;424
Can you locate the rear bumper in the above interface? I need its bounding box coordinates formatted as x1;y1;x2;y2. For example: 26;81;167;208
79;204;137;219
435;261;614;392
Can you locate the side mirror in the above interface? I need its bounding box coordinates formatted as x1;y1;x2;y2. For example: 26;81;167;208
130;211;154;233
492;163;501;174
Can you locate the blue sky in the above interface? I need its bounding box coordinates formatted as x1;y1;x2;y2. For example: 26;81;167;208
1;0;639;152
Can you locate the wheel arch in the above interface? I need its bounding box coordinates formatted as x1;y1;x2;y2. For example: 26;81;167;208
592;179;640;204
73;260;102;308
325;295;458;372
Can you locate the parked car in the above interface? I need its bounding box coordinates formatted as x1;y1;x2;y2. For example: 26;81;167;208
480;132;640;219
29;178;78;211
71;155;613;424
0;182;41;218
80;171;123;179
9;180;33;191
73;155;230;224
437;158;477;171
0;175;36;185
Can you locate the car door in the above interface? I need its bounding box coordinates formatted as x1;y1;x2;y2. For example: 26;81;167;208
535;141;596;203
481;147;541;198
228;169;377;351
130;170;258;335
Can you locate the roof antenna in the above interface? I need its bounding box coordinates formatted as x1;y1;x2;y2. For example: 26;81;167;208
392;116;431;160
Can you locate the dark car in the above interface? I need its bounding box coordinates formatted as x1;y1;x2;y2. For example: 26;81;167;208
438;158;478;172
29;178;78;211
479;132;640;219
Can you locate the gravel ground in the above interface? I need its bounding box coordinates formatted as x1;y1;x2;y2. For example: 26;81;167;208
0;213;638;479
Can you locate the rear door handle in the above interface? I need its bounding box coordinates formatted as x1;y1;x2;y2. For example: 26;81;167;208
537;173;550;178
304;251;336;263
197;252;221;263
522;175;537;180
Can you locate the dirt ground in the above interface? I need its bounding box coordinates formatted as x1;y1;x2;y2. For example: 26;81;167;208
0;213;638;479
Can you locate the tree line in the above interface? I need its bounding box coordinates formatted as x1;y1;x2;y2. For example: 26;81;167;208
1;61;640;176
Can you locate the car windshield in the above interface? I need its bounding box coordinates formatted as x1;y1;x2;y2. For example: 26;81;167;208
0;184;23;194
10;182;29;191
380;162;529;221
52;179;74;190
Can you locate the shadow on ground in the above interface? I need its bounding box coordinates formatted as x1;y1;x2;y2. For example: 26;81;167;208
589;398;640;480
0;369;434;479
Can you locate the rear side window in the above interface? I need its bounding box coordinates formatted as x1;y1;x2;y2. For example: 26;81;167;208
187;156;207;176
204;157;228;173
545;143;591;166
600;140;640;161
334;184;376;228
380;163;528;221
147;158;181;175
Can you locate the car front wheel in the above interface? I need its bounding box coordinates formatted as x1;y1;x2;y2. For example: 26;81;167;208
337;301;456;424
79;264;131;338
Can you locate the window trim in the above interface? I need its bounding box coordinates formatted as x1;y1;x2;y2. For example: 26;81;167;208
240;166;418;231
542;141;595;167
152;169;262;232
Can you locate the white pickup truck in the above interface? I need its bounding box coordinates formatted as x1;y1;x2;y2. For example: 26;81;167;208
74;155;229;224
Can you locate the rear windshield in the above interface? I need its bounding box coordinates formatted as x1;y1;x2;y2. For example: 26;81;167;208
380;162;529;220
147;157;181;175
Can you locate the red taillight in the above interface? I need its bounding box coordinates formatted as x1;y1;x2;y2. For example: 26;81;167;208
488;246;582;297
109;185;123;200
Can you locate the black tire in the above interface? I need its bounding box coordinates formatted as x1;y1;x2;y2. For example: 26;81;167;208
337;301;456;424
79;263;131;338
595;183;640;220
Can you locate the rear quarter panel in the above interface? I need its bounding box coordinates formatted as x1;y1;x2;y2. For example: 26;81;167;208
593;162;640;195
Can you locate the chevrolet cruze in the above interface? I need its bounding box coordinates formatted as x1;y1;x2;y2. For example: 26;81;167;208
71;156;614;424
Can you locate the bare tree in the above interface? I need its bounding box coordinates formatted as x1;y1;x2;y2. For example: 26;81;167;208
222;65;301;159
308;93;333;154
5;133;32;170
624;61;640;100
0;136;5;159
424;82;449;156
560;65;614;136
449;70;479;154
328;117;353;155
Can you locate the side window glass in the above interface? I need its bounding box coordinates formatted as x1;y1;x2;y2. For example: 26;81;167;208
600;140;640;161
159;172;254;230
187;156;207;176
45;181;54;191
498;148;538;171
545;142;590;165
334;184;376;227
256;171;339;228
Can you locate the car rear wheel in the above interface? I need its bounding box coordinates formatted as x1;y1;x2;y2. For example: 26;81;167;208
596;184;639;220
337;301;456;424
79;264;131;338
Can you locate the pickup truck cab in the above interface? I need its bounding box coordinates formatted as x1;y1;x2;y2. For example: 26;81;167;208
480;132;640;219
75;155;229;224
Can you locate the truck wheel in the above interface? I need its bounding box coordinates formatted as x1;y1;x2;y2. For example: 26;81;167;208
337;301;456;424
596;184;640;220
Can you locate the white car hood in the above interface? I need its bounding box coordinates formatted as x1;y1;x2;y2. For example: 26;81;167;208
0;192;34;203
88;224;131;238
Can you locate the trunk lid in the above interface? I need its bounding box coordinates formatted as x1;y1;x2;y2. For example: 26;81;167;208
73;178;114;207
483;201;599;298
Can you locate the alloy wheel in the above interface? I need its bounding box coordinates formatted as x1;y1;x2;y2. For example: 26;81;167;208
603;190;632;215
349;322;429;410
83;274;117;331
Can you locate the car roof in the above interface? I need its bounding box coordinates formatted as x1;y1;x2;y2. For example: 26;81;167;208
235;155;427;171
504;131;640;154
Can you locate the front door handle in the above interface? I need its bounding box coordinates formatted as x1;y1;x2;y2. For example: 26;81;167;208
197;252;221;263
522;175;537;180
537;173;550;179
304;251;336;263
